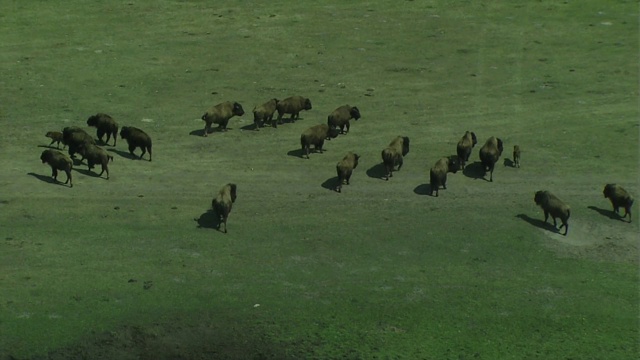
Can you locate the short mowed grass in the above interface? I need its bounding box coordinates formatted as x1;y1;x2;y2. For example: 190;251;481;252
1;1;638;359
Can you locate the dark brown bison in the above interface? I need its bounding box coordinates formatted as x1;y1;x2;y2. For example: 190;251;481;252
456;131;477;169
275;96;312;127
86;113;119;146
336;152;360;193
381;136;410;180
327;105;361;134
77;143;113;179
429;156;460;197
479;136;504;182
62;127;95;159
603;184;634;222
45;131;65;149
300;124;340;159
534;190;571;235
513;145;521;168
201;101;245;136
252;98;279;130
212;183;237;233
40;149;73;187
120;126;152;161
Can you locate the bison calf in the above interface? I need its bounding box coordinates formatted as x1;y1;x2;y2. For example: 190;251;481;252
45;131;65;149
479;136;504;182
87;113;119;146
300;124;340;159
603;184;634;222
40;149;73;187
252;98;279;130
534;190;571;235
201;101;245;136
120;126;152;161
429;156;460;197
381;136;410;180
513;145;521;168
275;96;312;127
456;131;477;169
212;183;237;233
327;105;361;134
336;152;360;193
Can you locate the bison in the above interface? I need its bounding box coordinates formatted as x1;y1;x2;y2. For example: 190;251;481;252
45;131;65;149
40;149;73;187
456;131;477;169
327;105;361;134
513;145;521;168
300;124;340;159
252;98;279;130
336;152;360;193
381;136;410;180
275;96;312;127
86;113;119;146
120;126;152;161
212;183;237;233
201;101;245;136
429;156;460;197
479;136;504;182
62;127;95;159
603;184;634;222
77;143;113;179
534;190;571;235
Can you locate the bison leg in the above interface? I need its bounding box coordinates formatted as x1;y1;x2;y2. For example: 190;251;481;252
344;122;350;134
128;144;136;156
139;147;146;160
64;169;72;186
543;211;549;224
397;158;404;171
51;167;58;180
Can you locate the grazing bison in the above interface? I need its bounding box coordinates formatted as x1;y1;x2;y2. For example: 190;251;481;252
603;184;634;222
513;145;521;168
252;98;279;130
275;96;312;127
381;136;410;180
212;183;237;233
336;152;360;193
40;149;73;187
86;113;119;146
429;156;460;197
201;101;245;136
300;124;340;159
45;131;65;149
120;126;152;161
479;136;504;182
77;143;113;179
327;105;361;134
534;190;571;235
62;127;95;159
456;131;477;169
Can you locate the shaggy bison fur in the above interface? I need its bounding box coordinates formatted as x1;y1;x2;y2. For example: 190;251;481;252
212;183;237;233
300;124;340;159
252;98;279;130
45;131;65;149
429;156;460;197
381;136;410;180
120;126;152;161
336;152;360;193
40;149;73;187
513;145;521;168
201;101;245;136
86;113;119;146
327;105;361;134
275;96;312;127
534;190;571;235
603;184;634;222
456;131;477;169
62;127;95;159
479;136;504;182
77;143;113;179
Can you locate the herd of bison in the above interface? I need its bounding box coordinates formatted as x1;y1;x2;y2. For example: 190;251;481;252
39;96;634;234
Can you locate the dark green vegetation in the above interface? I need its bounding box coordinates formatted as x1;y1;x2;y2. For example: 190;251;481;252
1;1;638;359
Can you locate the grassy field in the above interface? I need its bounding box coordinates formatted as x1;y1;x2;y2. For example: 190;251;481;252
1;0;638;359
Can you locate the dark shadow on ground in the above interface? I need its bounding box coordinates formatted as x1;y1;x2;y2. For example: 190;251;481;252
462;161;487;181
189;127;230;137
107;148;138;160
321;176;339;191
27;172;69;186
195;210;221;230
516;213;559;233
287;148;306;158
413;183;432;196
503;158;515;167
587;205;623;221
366;163;387;180
240;123;261;131
37;144;65;150
74;167;106;179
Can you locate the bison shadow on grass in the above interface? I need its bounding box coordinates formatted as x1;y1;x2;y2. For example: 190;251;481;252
195;210;222;230
503;158;516;168
73;167;108;179
28;172;61;186
189;127;231;137
107;148;140;160
287;148;306;158
413;184;432;196
365;163;387;180
587;205;624;221
321;176;340;191
516;213;560;233
462;161;488;180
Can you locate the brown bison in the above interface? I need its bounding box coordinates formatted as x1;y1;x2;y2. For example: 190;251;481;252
429;156;460;197
513;145;521;168
212;183;237;233
40;149;73;187
336;152;361;193
275;96;312;127
77;143;113;179
479;136;504;182
62;127;95;159
327;105;361;134
603;184;634;222
456;131;477;169
86;113;119;146
300;124;340;159
201;101;245;136
120;126;152;161
381;136;410;180
534;190;571;235
252;98;279;130
45;131;65;149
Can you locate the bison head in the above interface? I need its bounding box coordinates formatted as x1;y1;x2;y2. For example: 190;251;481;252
496;138;504;155
603;184;615;198
350;106;361;120
119;126;130;140
401;137;410;156
326;126;340;140
304;98;312;110
233;102;245;116
448;156;460;173
40;150;50;163
534;191;547;205
229;183;237;203
471;132;477;146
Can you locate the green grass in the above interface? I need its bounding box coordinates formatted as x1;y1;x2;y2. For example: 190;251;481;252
1;0;638;359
